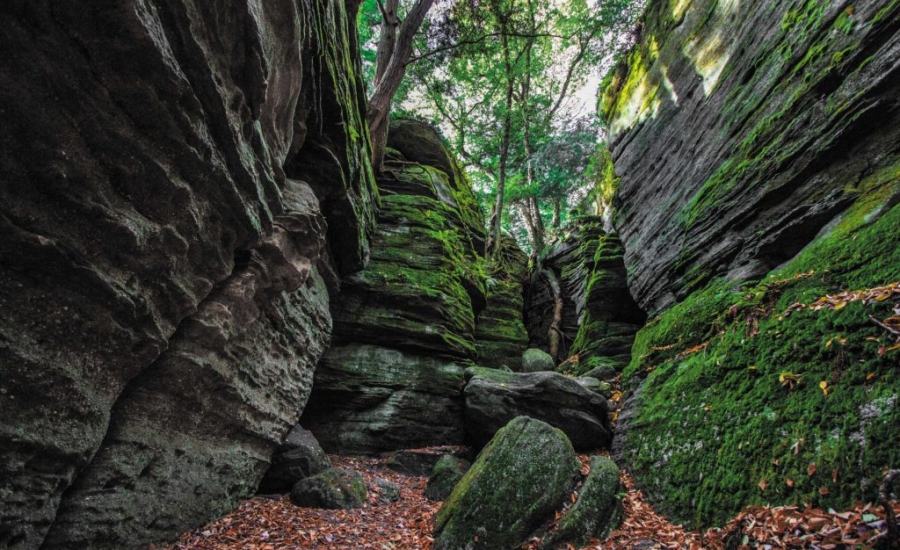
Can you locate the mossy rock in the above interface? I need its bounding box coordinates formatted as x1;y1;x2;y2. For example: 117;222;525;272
425;455;471;501
290;468;367;509
617;200;900;528
463;368;612;451
541;456;623;549
522;348;555;372
580;361;619;381
433;417;579;550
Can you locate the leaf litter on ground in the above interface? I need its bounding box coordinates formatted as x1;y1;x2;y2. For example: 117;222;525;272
167;449;899;550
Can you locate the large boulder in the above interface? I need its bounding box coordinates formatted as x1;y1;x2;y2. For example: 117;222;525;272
258;426;331;494
463;367;612;451
302;345;467;453
290;468;367;510
541;456;623;549
433;417;579;550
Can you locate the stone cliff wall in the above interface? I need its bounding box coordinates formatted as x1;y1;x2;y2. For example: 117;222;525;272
605;0;900;529
0;1;376;548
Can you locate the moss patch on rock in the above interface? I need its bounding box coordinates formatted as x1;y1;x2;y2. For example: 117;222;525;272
618;195;900;529
434;417;579;550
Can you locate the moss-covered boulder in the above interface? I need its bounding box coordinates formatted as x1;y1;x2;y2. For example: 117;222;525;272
433;417;579;550
522;348;555;372
463;367;612;451
541;456;623;549
258;426;331;494
425;455;471;501
290;468;367;509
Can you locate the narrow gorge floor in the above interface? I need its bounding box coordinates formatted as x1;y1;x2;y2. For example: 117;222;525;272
167;452;900;550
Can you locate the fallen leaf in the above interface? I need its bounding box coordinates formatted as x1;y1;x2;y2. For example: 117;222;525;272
759;479;768;491
808;463;817;476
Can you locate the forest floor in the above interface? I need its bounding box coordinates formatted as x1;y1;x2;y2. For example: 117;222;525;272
166;451;899;550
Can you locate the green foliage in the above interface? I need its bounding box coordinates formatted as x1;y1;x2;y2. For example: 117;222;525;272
377;0;640;253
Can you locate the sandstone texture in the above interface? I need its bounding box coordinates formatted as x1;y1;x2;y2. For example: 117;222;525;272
525;218;645;371
258;426;331;495
301;121;488;454
605;0;900;529
0;1;375;548
463;367;612;451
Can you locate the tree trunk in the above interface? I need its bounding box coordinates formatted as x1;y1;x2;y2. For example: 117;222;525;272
543;267;564;364
528;195;544;253
551;198;561;229
367;0;435;171
487;23;515;258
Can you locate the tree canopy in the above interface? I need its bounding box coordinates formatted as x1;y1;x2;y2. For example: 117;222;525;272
357;0;642;255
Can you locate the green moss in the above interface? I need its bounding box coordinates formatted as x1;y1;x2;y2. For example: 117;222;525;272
622;193;900;528
872;0;899;24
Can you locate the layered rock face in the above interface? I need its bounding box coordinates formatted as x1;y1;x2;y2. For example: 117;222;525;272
602;0;900;315
606;0;900;529
474;236;530;369
301;121;489;454
525;217;645;370
0;1;375;549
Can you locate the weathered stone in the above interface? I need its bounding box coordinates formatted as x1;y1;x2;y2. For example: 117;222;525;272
604;0;900;529
424;455;471;501
522;348;555;372
582;363;619;382
602;0;900;315
302;345;467;454
290;469;367;510
475;236;530;369
524;220;644;371
573;378;613;399
258;426;331;495
303;122;491;454
0;1;375;548
463;367;612;451
433;417;579;550
371;479;402;504
541;456;623;549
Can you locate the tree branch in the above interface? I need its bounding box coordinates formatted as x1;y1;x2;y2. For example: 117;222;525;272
374;0;389;22
406;31;571;65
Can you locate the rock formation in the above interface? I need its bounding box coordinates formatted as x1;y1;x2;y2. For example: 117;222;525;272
463;367;612;451
0;1;375;548
433;417;579;550
301;121;488;454
525;217;645;370
604;0;900;529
